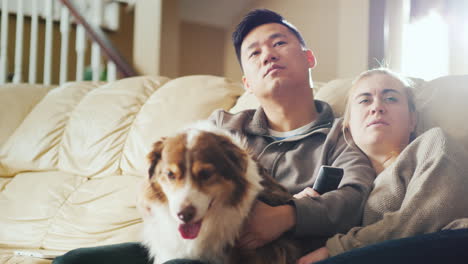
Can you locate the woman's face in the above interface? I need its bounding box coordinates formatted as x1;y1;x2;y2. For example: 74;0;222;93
348;74;416;154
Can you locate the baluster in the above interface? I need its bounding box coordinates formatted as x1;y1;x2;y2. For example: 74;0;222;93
43;0;53;85
107;61;116;82
59;5;70;85
28;0;39;84
13;0;24;83
0;0;9;84
91;0;103;81
91;44;100;81
75;24;86;81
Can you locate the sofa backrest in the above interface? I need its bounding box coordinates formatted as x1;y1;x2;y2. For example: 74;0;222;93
0;75;243;178
2;74;467;177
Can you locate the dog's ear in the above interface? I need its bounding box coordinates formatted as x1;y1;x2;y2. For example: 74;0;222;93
147;137;166;179
217;135;248;178
214;135;250;206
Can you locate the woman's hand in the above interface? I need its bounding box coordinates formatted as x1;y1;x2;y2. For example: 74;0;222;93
296;247;329;264
293;187;321;199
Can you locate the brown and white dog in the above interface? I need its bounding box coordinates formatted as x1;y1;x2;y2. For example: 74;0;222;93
139;121;301;264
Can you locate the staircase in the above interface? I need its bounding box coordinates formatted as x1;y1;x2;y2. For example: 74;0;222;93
0;0;137;85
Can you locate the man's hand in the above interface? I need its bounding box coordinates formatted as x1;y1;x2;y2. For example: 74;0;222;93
237;201;296;249
296;247;329;264
293;187;321;199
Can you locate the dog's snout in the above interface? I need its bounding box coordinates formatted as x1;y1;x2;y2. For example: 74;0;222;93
177;205;196;223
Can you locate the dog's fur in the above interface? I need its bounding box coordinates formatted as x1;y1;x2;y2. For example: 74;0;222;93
139;121;301;264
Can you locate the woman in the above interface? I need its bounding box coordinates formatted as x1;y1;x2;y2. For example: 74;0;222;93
296;68;468;264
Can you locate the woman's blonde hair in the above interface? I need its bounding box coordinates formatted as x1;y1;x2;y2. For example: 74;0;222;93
342;68;417;145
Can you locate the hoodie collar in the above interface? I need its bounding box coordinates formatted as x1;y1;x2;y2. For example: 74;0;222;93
246;100;335;136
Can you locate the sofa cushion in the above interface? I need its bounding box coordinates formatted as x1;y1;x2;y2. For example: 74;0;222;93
0;171;142;251
120;75;244;177
415;75;468;152
314;78;353;117
0;82;104;176
0;171;86;249
0;84;54;148
42;174;143;250
229;90;259;113
57;77;170;177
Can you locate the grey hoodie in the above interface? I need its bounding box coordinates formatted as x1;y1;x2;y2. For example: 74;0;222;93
208;100;376;238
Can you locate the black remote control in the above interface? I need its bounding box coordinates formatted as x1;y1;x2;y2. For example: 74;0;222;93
312;165;344;194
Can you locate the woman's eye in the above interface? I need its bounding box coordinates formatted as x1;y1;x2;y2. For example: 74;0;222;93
358;99;370;104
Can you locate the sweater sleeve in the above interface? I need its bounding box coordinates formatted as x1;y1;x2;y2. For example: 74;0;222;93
206;109;223;126
292;124;376;237
326;128;468;256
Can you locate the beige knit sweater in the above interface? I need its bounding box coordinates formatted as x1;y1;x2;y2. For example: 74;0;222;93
326;127;468;256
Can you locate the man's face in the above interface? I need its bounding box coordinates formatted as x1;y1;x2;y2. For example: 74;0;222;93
240;23;313;101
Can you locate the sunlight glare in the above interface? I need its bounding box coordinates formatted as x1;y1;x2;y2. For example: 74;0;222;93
401;12;449;80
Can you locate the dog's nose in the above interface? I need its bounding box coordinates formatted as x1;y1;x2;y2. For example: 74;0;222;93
177;205;196;223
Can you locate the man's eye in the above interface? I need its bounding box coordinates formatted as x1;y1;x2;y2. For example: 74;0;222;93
274;41;286;47
358;99;370;104
249;51;260;58
385;97;398;102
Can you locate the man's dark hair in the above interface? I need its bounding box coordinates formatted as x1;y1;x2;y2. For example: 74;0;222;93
232;9;307;67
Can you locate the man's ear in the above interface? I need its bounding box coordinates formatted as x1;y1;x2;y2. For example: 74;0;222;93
305;50;316;69
242;76;253;93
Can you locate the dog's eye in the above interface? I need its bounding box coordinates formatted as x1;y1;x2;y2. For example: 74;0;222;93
198;169;211;181
165;170;176;180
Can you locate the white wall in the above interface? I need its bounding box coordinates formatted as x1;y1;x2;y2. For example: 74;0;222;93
337;0;369;79
133;0;162;76
133;0;179;78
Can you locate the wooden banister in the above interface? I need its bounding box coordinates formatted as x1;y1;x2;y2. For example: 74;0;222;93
59;0;137;77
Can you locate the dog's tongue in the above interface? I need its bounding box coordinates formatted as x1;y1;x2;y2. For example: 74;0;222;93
178;221;202;239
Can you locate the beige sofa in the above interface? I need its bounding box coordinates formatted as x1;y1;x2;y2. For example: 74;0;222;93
0;74;467;263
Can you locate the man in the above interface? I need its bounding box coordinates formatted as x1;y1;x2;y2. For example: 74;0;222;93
53;9;375;264
210;8;375;250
